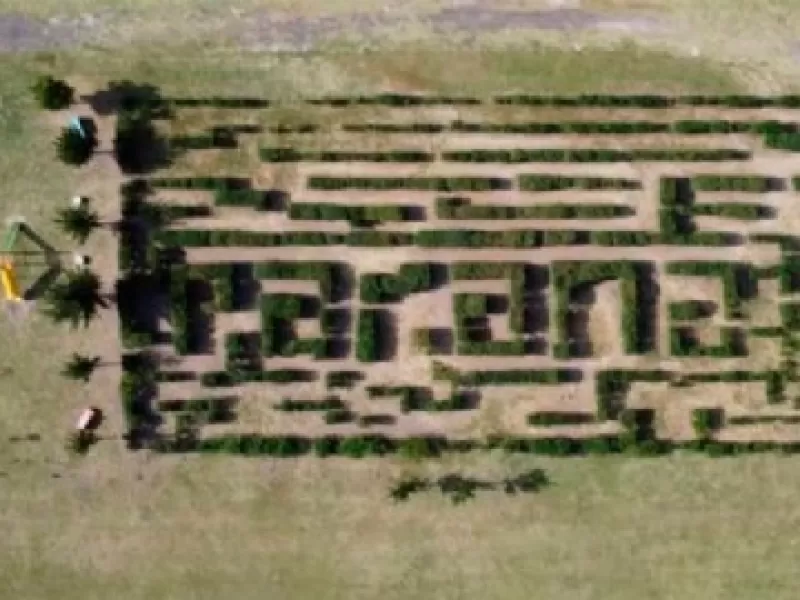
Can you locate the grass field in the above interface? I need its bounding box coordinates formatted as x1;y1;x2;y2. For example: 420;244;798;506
3;1;800;598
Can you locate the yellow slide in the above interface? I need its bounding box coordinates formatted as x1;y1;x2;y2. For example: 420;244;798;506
0;260;21;302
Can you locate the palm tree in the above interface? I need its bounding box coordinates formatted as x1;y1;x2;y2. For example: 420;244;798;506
61;352;101;382
42;269;106;328
55;206;100;243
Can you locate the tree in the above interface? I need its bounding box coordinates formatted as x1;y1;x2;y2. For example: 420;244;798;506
42;269;106;328
61;353;101;382
55;127;94;166
55;206;100;243
31;75;73;110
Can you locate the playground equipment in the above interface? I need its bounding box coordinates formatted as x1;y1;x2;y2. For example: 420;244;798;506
1;219;24;302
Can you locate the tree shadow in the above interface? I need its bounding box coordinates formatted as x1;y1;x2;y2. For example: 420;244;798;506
374;309;398;361
521;264;549;335
328;262;355;303
426;327;453;354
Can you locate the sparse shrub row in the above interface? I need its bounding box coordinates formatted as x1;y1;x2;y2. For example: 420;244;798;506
326;371;362;389
307;176;510;191
435;196;631;220
527;412;595;426
308;94;480;106
692;203;772;220
260;148;433;162
155;371;195;383
289;202;415;223
518;175;640;191
493;94;800;107
442;149;751;163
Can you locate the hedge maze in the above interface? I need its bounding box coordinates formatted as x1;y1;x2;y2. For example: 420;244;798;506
116;92;800;456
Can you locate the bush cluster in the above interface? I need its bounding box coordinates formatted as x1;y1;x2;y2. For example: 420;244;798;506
32;75;74;109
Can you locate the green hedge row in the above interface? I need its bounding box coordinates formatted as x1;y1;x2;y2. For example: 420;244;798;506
781;303;800;330
665;261;755;318
169;97;269;107
435;196;631;220
493;94;800;107
595;370;670;420
457;340;527;356
357;309;379;363
452;120;669;134
692;175;776;192
200;369;316;387
727;414;800;425
308;94;480;106
518;175;640;191
156;229;346;247
254;261;344;302
260;147;433;162
527;412;595;426
443;149;751;163
693;203;772;220
156;227;741;250
269;124;318;133
274;396;344;412
289;202;415;223
450;261;523;280
120;352;156;447
150;177;250;191
458;369;577;386
669;327;746;358
669;301;714;321
307;176;511;191
342;123;444;133
158;396;237;423
552;261;651;357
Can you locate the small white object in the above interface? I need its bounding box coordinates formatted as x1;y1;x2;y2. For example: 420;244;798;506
690;46;700;57
573;43;584;52
73;253;90;268
76;407;98;431
71;196;87;208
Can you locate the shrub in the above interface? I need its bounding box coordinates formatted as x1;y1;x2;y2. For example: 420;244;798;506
518;175;640;191
32;75;73;109
692;408;724;438
114;110;159;174
55;127;94;165
307;176;511;191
